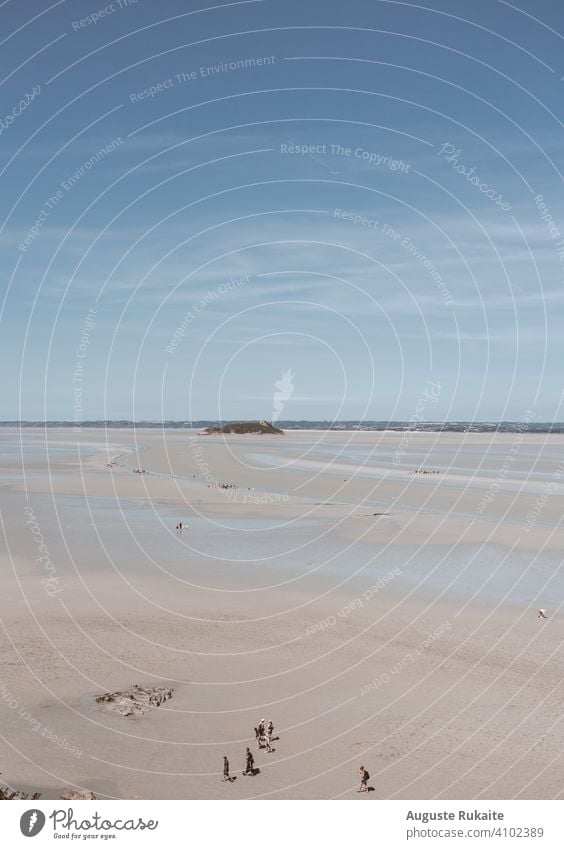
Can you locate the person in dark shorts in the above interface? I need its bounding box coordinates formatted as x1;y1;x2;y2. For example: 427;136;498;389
357;765;369;792
244;747;255;775
223;756;230;781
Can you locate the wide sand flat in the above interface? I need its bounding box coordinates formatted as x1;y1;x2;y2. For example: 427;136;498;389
1;428;563;799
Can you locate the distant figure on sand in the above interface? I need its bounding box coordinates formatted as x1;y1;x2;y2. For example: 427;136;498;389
357;765;369;793
538;608;548;619
243;747;255;775
267;719;274;738
222;756;231;781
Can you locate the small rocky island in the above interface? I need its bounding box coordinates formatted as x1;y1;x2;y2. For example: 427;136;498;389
202;419;284;435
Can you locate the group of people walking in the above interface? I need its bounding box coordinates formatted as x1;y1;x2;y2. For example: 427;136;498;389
222;718;276;781
221;724;372;794
254;718;274;752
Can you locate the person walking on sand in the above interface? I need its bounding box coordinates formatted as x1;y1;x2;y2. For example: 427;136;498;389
243;747;254;775
267;719;274;738
222;756;231;781
538;608;548;619
357;765;369;793
254;727;262;749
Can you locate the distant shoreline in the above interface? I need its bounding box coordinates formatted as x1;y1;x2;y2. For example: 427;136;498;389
2;421;564;433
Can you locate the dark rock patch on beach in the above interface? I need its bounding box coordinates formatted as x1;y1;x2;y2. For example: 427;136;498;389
95;685;173;717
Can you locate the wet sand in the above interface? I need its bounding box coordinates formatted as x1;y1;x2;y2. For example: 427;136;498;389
1;427;563;799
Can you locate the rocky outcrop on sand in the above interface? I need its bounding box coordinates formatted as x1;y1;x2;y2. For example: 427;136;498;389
95;685;173;717
0;773;40;800
60;788;96;800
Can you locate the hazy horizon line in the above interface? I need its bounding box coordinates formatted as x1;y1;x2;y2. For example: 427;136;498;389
1;419;562;427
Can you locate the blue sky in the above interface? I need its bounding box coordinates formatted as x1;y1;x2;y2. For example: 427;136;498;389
1;0;563;421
